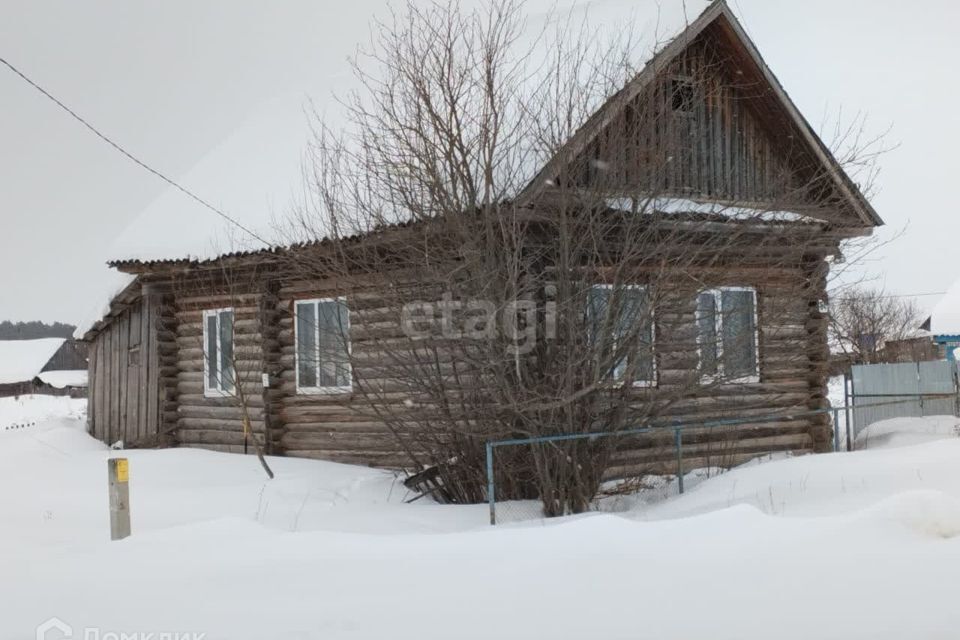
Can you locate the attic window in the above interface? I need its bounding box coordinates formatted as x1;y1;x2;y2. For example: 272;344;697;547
670;78;694;113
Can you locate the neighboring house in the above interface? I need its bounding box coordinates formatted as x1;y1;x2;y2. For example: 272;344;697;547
79;2;880;469
880;334;942;364
0;338;88;397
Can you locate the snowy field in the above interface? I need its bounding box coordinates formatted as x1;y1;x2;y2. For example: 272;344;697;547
5;396;960;639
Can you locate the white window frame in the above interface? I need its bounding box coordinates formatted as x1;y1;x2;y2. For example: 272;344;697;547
695;286;760;384
202;307;235;398
589;284;658;388
295;297;352;395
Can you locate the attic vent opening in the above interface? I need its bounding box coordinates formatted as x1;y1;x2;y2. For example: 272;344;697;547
670;77;694;113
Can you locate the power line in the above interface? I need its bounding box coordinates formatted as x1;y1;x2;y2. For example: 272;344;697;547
0;55;271;247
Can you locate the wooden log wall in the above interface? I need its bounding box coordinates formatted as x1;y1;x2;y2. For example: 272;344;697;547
86;248;834;480
267;254;831;475
276;278;410;467
155;288;179;444
259;280;283;454
604;259;831;476
173;289;267;454
87;292;162;446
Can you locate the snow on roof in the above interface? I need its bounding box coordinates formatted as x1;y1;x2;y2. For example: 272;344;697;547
928;277;960;336
104;0;704;265
72;271;137;339
77;1;713;330
0;338;66;384
605;197;812;222
37;370;88;389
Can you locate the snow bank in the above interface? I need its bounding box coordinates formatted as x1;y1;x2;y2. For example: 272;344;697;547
632;435;960;522
0;394;86;432
7;398;960;638
854;415;960;450
37;369;88;389
0;338;65;383
862;490;960;539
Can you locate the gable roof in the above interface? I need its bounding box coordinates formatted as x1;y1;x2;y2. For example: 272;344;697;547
80;0;882;342
927;279;960;336
0;338;66;384
519;0;882;228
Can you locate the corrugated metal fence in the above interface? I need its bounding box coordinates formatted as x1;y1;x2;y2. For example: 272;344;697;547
850;360;958;439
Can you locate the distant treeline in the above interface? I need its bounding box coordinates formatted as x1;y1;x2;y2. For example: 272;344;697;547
0;321;76;340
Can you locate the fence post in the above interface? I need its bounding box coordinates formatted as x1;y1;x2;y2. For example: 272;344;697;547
486;441;496;526
832;408;840;452
917;362;925;417
844;372;854;451
674;429;684;494
954;361;960;418
107;457;131;541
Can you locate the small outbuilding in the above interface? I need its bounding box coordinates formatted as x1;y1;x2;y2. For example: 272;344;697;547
0;338;88;397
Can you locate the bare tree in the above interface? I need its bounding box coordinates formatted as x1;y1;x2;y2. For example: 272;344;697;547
276;0;879;515
829;287;925;365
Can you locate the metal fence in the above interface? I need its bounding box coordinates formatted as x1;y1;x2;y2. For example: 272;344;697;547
484;392;958;525
849;360;958;439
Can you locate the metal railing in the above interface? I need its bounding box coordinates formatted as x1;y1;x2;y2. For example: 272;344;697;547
484;393;958;525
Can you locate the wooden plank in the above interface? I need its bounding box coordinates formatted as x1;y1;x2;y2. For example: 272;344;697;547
146;292;161;436
117;310;136;442
139;297;150;440
86;337;97;435
108;318;119;445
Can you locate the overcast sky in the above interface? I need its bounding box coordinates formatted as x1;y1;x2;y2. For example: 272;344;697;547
1;0;957;324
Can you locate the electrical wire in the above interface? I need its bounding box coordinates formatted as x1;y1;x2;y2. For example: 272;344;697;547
0;55;271;248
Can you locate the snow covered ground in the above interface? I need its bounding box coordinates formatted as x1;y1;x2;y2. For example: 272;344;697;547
5;397;960;639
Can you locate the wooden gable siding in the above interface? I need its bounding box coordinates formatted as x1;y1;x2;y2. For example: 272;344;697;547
42;340;89;372
572;36;817;210
87;292;163;446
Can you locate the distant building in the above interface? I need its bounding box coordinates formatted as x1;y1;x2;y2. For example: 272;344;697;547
880;335;943;364
0;338;88;397
922;286;960;359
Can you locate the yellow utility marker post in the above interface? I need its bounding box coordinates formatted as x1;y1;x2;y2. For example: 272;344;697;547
108;458;131;540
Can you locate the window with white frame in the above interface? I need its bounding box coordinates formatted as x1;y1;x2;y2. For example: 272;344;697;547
295;298;351;393
203;308;235;396
696;287;759;382
587;284;656;386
